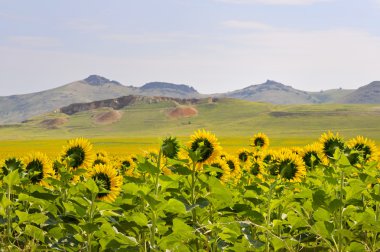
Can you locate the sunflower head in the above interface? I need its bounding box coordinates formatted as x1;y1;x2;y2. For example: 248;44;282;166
275;151;306;182
119;156;137;177
250;133;270;150
347;136;378;167
248;158;263;178
188;129;221;164
161;136;180;159
92;156;109;167
223;155;241;184
88;164;122;203
96;151;109;159
209;158;231;183
23;152;54;185
290;147;303;155
300;143;327;170
237;148;251;163
61;138;95;169
0;157;24;176
260;149;276;166
319;131;345;161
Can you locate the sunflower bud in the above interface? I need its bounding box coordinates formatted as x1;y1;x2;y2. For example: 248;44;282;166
161;136;180;159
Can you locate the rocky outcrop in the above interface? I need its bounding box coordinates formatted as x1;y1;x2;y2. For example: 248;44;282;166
140;82;198;94
60;95;214;115
83;75;122;86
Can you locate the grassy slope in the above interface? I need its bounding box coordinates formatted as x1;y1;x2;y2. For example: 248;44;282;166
0;98;379;156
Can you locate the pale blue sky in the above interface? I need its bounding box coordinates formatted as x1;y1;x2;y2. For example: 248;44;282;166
1;0;380;95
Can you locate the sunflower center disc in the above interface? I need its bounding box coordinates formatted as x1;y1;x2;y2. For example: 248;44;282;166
66;146;86;168
191;138;214;162
93;172;112;198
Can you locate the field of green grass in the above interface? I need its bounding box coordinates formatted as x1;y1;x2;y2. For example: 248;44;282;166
0;98;379;157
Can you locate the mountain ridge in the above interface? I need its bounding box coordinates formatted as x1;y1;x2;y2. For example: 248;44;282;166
0;75;379;124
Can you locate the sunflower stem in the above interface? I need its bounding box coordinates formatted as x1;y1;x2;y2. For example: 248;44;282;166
338;170;344;252
154;149;162;197
150;210;157;250
190;161;200;251
6;183;12;239
87;192;96;252
373;184;380;251
266;179;275;252
150;149;162;250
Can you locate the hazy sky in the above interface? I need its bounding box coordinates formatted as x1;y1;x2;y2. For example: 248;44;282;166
1;0;380;95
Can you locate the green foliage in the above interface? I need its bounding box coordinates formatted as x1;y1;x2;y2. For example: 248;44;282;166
0;140;379;251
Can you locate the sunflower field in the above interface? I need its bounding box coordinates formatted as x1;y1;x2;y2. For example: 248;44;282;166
0;130;380;251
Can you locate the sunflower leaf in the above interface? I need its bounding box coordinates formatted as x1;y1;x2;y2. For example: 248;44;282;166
139;160;160;175
85;178;99;194
3;169;20;186
24;224;45;243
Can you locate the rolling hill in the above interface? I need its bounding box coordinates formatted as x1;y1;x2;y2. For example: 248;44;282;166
224;80;355;104
225;80;319;104
0;75;379;124
1;97;379;145
0;75;200;124
340;81;380;104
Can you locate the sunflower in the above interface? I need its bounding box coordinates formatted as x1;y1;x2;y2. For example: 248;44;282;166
274;151;306;182
23;152;54;185
319;131;345;161
161;136;180;159
87;164;122;203
188;129;221;165
300;143;327;170
119;156;137;177
347;136;378;167
247;156;264;180
143;149;172;175
250;133;270;150
290;147;303;155
0;157;24;176
224;155;241;184
96;150;109;160
61;138;95;169
92;155;109;167
209;158;231;184
258;149;277;171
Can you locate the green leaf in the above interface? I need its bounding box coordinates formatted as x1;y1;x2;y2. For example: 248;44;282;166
271;236;286;251
16;211;48;225
3;170;20;186
130;212;148;227
1;195;13;208
218;227;239;243
169;164;192;175
81;223;99;233
138;160;160;175
313;221;334;239
85;179;99;194
29;213;49;225
48;227;65;240
16;210;29;224
74;233;85;242
348;242;366;252
163;198;186;215
24;225;45;243
313;208;330;222
328;199;343;212
312;190;327;209
172;218;196;239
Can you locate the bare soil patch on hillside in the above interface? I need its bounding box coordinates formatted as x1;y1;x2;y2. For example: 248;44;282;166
93;110;122;125
40;118;68;129
168;107;198;118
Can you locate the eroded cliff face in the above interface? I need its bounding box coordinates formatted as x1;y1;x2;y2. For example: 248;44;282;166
60;95;215;115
